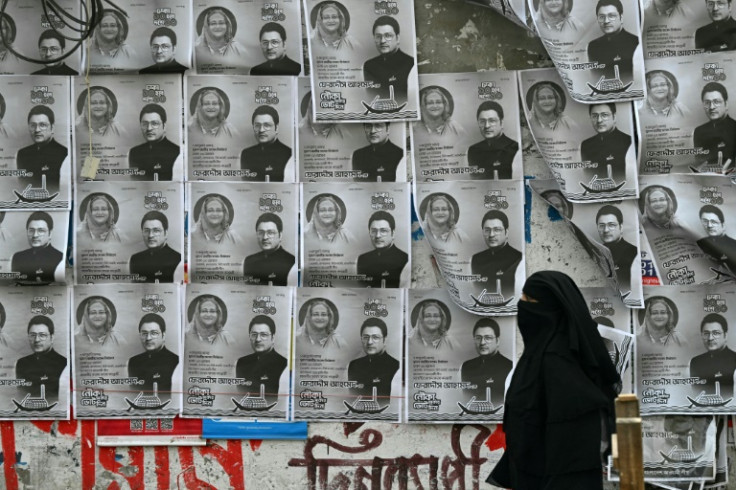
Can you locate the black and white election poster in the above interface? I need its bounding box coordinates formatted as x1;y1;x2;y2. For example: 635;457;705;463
85;1;192;74
0;76;71;210
183;284;292;419
638;174;736;285
406;288;516;423
414;180;525;315
412;71;522;182
186;75;296;182
74;181;184;284
643;0;733;60
188;182;298;285
609;415;716;482
301;182;410;288
0;0;82;75
528;0;645;103
193;0;302;75
0;286;68;419
519;68;638;202
637;284;736;415
303;0;419;122
529;178;644;308
0;210;68;285
638;53;736;176
73;284;181;418
579;286;634;393
297;77;407;183
73;74;184;182
292;287;403;422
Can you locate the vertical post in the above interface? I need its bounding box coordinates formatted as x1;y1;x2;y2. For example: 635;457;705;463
613;394;645;490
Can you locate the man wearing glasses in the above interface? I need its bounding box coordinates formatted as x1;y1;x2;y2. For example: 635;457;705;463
696;204;736;274
250;22;300;76
356;211;408;288
15;316;66;401
693;82;736;171
466;100;518;180
595;205;636;290
347;318;399;400
235;315;287;404
460;318;512;407
363;16;414;103
16;105;67;195
11;212;63;284
351;122;403;182
140;27;188;74
129;211;181;283
690;313;736;398
580;103;632;184
587;0;639;83
128;104;180;181
242;213;295;286
696;0;736;52
470;210;522;298
240;105;293;182
128;313;179;394
32;30;78;75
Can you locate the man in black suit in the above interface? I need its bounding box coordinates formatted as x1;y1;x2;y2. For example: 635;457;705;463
587;0;639;82
129;211;181;283
32;30;78;75
466;100;519;180
235;315;288;404
240;105;293;182
461;318;512;407
243;213;295;286
579;103;632;184
351;122;403;182
697;204;736;274
693;82;736;170
16;105;67;195
128;313;179;394
250;22;300;76
11;211;63;284
128;104;180;181
695;0;736;52
596;205;637;290
356;211;408;288
15;316;66;400
347;318;399;400
470;210;522;298
690;313;736;398
363;16;414;103
139;27;188;74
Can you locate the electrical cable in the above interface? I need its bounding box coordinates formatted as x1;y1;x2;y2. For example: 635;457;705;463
0;0;127;65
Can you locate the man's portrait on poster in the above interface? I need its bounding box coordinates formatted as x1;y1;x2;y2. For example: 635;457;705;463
15;315;66;400
128;313;179;393
242;212;295;286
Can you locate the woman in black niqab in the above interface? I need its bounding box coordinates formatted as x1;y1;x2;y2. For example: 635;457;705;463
488;270;620;490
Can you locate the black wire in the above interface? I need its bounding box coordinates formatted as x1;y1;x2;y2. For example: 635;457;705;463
0;0;127;65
